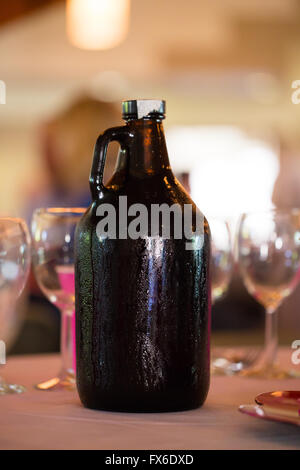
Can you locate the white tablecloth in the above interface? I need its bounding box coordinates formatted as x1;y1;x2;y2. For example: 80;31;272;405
0;351;300;449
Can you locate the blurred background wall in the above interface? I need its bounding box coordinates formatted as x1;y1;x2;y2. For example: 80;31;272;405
1;1;300;214
1;0;300;352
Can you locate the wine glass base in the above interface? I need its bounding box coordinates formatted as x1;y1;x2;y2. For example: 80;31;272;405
239;363;300;379
0;381;26;395
35;370;76;391
211;348;259;376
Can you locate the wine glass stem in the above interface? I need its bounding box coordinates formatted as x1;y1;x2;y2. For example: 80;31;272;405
60;310;74;376
263;308;278;368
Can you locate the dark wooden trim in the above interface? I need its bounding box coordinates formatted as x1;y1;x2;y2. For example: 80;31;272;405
0;0;64;26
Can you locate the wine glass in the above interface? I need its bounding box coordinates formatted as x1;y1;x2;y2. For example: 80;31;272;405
0;217;31;394
208;218;240;375
210;218;233;304
238;209;300;378
31;208;85;390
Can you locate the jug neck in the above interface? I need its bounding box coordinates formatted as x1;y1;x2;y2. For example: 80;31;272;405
116;118;171;177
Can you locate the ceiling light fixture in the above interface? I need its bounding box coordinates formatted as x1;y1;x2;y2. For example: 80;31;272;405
66;0;130;50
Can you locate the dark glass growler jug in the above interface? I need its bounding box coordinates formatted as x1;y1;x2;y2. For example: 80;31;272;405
75;99;211;412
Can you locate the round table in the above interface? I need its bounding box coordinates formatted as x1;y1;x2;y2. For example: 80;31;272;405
0;350;300;449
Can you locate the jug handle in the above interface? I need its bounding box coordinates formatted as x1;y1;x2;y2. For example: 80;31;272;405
90;126;131;196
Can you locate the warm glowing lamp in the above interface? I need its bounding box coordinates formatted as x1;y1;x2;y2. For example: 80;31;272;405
66;0;130;50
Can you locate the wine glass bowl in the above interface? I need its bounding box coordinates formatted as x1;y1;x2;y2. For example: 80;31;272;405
32;208;86;390
238;209;300;378
0;217;31;395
